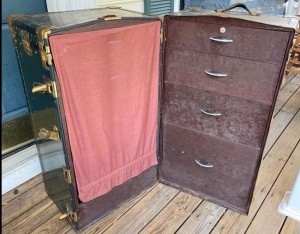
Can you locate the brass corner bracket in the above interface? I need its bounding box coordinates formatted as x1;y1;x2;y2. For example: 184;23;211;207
7;14;24;47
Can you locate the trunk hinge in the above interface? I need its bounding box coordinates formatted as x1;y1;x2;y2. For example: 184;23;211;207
60;203;78;223
63;168;72;184
36;26;53;70
38;125;60;141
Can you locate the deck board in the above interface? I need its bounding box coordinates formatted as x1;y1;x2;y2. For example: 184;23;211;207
31;213;70;234
140;192;201;234
2;75;300;234
103;184;179;233
246;143;300;234
2;182;48;226
273;80;299;116
280;218;300;234
2;174;43;205
176;201;226;234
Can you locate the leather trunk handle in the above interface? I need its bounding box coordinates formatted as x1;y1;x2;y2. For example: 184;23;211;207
215;3;260;16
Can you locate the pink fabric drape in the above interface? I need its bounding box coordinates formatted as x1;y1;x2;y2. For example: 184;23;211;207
49;21;161;202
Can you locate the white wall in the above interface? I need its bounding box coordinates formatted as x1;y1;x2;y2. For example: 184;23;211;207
96;0;144;12
2;145;41;194
46;0;96;12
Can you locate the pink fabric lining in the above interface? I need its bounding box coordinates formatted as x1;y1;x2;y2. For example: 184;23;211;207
49;21;161;202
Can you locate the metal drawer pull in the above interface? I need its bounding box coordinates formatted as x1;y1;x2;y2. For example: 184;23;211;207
205;70;227;77
209;36;233;43
195;159;214;168
200;109;221;116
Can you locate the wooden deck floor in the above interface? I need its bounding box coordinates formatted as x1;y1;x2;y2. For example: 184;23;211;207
2;75;300;234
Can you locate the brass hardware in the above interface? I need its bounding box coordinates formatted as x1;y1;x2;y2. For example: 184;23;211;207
32;84;48;93
36;26;52;70
63;168;72;184
7;15;25;47
20;30;32;56
7;15;16;47
249;12;260;16
66;203;78;223
103;15;122;21
61;203;78;223
32;81;57;98
38;125;60;141
59;213;68;220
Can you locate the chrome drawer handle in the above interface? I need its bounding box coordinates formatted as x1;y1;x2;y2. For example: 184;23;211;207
209;36;233;43
195;159;214;168
201;109;222;116
205;70;227;77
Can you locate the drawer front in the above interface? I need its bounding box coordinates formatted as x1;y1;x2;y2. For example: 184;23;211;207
163;83;271;148
160;123;261;213
165;48;281;104
166;19;290;64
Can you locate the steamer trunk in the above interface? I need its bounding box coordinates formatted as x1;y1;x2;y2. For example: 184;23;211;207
8;7;295;230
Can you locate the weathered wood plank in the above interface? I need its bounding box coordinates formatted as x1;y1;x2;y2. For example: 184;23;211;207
176;201;226;234
57;223;76;234
80;183;157;234
103;183;179;234
140;192;201;234
31;212;70;234
281;74;298;88
290;74;300;85
2;182;48;226
211;111;300;234
273;82;299;116
263;111;294;157
281;88;300;115
280;218;300;234
2;198;58;234
2;174;43;205
246;143;300;234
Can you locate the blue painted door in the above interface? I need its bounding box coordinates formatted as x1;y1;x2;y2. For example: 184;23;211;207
2;0;47;154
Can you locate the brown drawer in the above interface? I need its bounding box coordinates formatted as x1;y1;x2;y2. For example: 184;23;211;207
164;48;281;104
160;123;261;213
166;19;290;64
163;83;271;148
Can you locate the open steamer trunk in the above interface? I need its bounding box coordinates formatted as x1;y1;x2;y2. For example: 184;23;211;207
8;7;295;230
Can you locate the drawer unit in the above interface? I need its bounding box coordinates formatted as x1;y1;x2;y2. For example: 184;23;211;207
8;5;295;230
165;17;291;64
163;82;271;147
164;47;281;103
160;123;261;213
